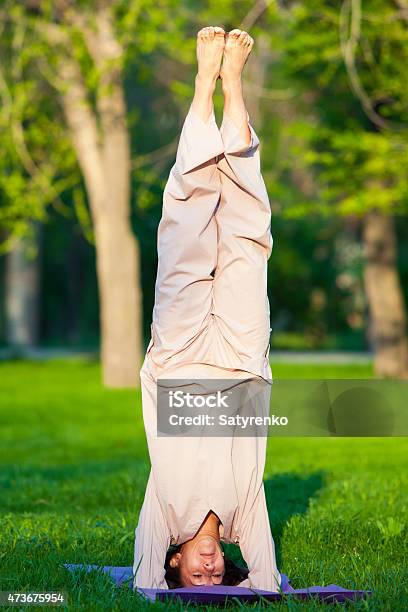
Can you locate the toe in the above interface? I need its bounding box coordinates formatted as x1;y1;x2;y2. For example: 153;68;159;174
214;26;225;36
208;26;215;39
198;27;210;40
229;28;242;38
238;30;248;43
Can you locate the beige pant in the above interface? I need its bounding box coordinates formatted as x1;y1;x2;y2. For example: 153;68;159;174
145;102;273;381
133;105;280;592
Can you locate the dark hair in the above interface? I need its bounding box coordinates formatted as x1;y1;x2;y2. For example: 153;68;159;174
164;543;249;589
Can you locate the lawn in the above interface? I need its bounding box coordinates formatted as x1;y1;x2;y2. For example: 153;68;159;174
0;358;407;610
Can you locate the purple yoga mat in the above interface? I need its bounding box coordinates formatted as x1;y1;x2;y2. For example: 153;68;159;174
63;564;372;604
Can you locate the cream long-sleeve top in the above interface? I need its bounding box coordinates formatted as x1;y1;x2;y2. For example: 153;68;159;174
132;105;281;593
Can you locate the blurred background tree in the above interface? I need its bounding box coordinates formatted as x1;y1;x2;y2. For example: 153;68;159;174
0;0;407;385
270;0;408;377
0;0;190;387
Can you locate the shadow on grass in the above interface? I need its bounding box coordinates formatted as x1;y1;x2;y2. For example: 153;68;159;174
223;470;325;570
264;471;326;568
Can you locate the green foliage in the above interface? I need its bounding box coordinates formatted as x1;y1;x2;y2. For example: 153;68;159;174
0;4;79;251
272;0;408;217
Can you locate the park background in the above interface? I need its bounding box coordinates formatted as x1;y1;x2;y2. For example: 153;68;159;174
0;1;407;610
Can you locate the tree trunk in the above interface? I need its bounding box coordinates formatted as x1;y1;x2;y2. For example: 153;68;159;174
95;213;142;387
362;210;408;378
5;221;42;349
47;10;143;387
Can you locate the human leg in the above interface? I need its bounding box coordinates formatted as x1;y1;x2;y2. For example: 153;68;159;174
212;30;273;373
149;28;226;367
220;29;254;145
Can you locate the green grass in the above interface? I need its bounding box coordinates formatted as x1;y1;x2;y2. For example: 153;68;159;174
0;358;407;610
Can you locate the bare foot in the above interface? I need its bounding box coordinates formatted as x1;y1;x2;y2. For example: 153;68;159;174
191;27;225;121
220;30;254;145
196;26;226;83
220;29;254;84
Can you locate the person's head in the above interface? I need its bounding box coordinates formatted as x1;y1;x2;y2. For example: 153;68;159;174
164;538;249;588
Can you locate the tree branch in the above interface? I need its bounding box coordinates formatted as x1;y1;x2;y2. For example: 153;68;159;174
239;0;275;30
37;20;106;212
62;5;130;214
394;0;408;20
339;0;390;130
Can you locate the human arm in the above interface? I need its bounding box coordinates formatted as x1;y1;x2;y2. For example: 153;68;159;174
237;483;281;592
133;471;171;590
